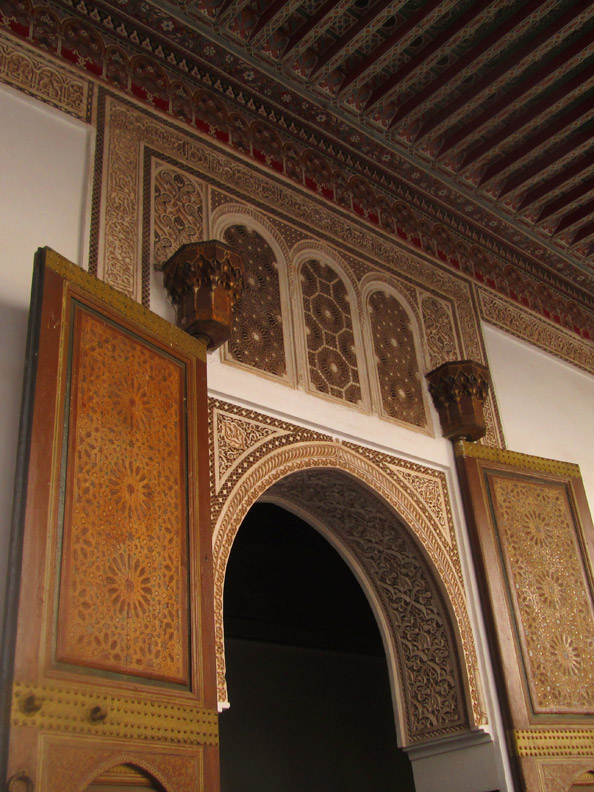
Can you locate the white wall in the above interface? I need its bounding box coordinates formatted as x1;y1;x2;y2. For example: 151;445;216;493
483;323;594;512
0;84;90;641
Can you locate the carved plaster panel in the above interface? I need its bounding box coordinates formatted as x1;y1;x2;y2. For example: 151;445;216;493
420;293;461;369
209;398;485;744
0;29;91;119
367;289;426;427
95;93;505;445
222;223;287;380
151;159;204;271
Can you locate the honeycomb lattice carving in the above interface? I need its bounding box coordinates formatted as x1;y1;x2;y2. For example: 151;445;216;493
300;259;361;404
223;225;286;378
368;290;426;427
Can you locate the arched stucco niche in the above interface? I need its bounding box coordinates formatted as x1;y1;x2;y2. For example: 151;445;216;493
359;274;432;433
210;204;297;385
290;243;370;410
212;440;484;747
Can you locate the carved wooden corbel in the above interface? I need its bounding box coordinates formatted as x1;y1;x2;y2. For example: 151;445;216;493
162;241;244;350
426;360;490;442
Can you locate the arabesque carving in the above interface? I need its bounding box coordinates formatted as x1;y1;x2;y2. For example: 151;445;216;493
222;224;286;378
268;470;468;741
152;162;204;270
209;399;485;743
421;294;460;369
41;739;200;792
99;96;505;446
56;305;189;683
0;29;90;118
489;475;594;712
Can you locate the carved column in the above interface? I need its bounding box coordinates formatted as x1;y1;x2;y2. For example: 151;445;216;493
162;240;244;350
426;360;490;441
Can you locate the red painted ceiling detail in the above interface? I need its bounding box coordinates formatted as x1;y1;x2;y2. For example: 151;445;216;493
3;0;594;321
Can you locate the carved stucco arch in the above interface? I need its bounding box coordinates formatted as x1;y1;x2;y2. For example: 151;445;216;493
212;439;483;745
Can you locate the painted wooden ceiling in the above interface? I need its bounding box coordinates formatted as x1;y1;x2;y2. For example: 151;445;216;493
142;0;594;275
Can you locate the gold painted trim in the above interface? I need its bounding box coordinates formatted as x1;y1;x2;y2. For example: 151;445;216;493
454;440;581;478
43;248;207;362
11;682;218;746
511;728;594;757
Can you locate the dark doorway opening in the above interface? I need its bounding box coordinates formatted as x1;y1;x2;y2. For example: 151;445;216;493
220;501;416;792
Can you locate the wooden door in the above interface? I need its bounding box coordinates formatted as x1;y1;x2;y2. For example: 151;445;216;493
1;249;218;792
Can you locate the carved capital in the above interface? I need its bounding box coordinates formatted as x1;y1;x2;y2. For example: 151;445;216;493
162;241;244;350
426;360;490;441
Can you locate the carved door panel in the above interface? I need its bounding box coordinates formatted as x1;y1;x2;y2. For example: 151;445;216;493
1;249;218;792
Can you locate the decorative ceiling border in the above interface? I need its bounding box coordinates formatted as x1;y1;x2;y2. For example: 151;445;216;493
0;28;591;378
0;8;593;329
478;287;594;376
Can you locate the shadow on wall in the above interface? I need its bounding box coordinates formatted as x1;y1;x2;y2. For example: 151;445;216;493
219;502;416;792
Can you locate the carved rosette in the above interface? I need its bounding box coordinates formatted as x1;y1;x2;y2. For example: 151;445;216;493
426;360;490;441
162;241;244;350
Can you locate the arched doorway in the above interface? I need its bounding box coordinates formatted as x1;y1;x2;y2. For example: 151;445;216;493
86;764;165;790
219;501;416;791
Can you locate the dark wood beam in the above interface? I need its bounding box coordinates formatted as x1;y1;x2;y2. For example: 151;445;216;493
519;153;594;211
553;198;594;236
309;0;409;80
570;219;594;247
414;0;594;144
373;0;544;118
479;94;594;189
249;0;295;46
216;0;251;27
538;176;594;223
497;129;594;200
323;0;445;92
281;0;353;59
457;54;594;170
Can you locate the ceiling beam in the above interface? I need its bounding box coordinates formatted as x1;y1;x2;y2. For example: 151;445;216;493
369;0;544;117
281;0;355;61
324;0;448;94
215;0;251;27
365;0;492;112
414;0;594;145
456;53;594;172
538;176;594;223
553;198;594;236
519;153;594;211
380;0;544;129
478;93;594;190
497;130;594;200
308;0;409;83
570;219;594;247
249;0;299;48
